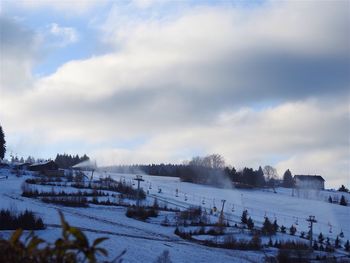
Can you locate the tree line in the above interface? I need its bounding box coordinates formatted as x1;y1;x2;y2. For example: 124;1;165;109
105;154;296;188
54;153;90;169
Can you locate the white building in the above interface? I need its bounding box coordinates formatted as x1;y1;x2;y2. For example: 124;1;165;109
294;175;325;190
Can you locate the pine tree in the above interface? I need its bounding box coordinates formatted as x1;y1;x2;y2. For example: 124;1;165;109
318;233;324;244
289;225;296;235
241;210;248;225
335;236;341;248
313;240;319;250
344;240;350;251
280;225;286;233
268;237;273;247
282;169;294;188
273;219;279;233
338;185;349;193
339;195;347;206
247;217;254;230
0;125;6;160
262;217;274;235
328;196;333;203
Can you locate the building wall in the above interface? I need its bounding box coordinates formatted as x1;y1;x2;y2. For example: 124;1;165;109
295;178;324;190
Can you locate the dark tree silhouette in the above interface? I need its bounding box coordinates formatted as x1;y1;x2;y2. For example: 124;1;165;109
339;195;347;206
0;125;5;160
282;169;294;188
54;153;90;169
338;185;349;193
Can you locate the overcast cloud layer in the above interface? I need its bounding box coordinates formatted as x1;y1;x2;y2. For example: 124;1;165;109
0;0;349;187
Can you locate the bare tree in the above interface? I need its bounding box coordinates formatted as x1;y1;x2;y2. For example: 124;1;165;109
263;165;278;181
263;165;278;192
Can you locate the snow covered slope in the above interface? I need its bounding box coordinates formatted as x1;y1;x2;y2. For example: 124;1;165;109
0;168;349;262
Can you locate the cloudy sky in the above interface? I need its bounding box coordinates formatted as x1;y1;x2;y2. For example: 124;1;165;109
0;0;349;187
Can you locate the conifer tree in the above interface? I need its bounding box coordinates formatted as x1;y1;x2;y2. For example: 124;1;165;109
0;125;5;160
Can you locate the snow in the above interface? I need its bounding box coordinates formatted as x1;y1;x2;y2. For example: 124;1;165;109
1;168;349;262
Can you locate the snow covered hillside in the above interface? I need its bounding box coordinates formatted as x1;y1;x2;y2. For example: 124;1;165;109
0;167;349;262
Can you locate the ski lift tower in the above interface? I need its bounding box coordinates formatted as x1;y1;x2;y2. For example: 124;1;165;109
133;175;144;208
306;215;317;250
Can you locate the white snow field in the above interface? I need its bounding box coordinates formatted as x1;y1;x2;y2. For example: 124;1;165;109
1;167;349;262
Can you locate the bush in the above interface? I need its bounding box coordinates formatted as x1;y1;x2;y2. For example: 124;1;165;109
0;209;45;230
126;206;158;220
179;206;201;221
41;196;88;207
154;250;172;263
0;212;125;263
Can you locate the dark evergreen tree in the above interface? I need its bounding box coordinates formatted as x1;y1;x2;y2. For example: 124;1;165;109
338;185;349;193
339;195;347;206
241;210;248;225
289;225;296;235
54;153;90;169
273;219;279;233
313;240;319;250
335;236;341;248
280;225;286;233
328;196;333;203
247;217;254;230
282;169;294;188
0;125;5;160
345;240;350;251
255;166;265;187
318;233;324;244
268;237;273;247
262;217;274;235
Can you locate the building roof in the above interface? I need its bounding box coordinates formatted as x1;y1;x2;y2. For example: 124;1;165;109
294;175;325;181
29;160;55;167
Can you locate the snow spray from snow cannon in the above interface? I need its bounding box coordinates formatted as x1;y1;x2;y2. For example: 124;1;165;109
72;160;97;183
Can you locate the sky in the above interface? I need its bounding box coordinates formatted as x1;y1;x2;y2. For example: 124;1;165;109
0;0;349;187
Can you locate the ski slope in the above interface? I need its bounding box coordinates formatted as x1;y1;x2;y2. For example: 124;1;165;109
0;167;349;262
104;172;350;240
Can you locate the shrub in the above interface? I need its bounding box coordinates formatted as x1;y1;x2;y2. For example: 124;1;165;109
0;209;45;230
126;206;158;220
179;206;201;221
0;212;126;262
41;196;88;207
154;250;172;263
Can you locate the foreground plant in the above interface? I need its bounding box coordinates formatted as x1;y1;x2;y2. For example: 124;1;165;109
0;211;126;263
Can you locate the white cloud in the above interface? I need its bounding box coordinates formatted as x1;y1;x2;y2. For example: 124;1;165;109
47;23;78;47
0;1;349;188
6;0;108;15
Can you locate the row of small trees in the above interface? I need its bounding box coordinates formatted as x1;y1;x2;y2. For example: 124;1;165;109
328;195;348;206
